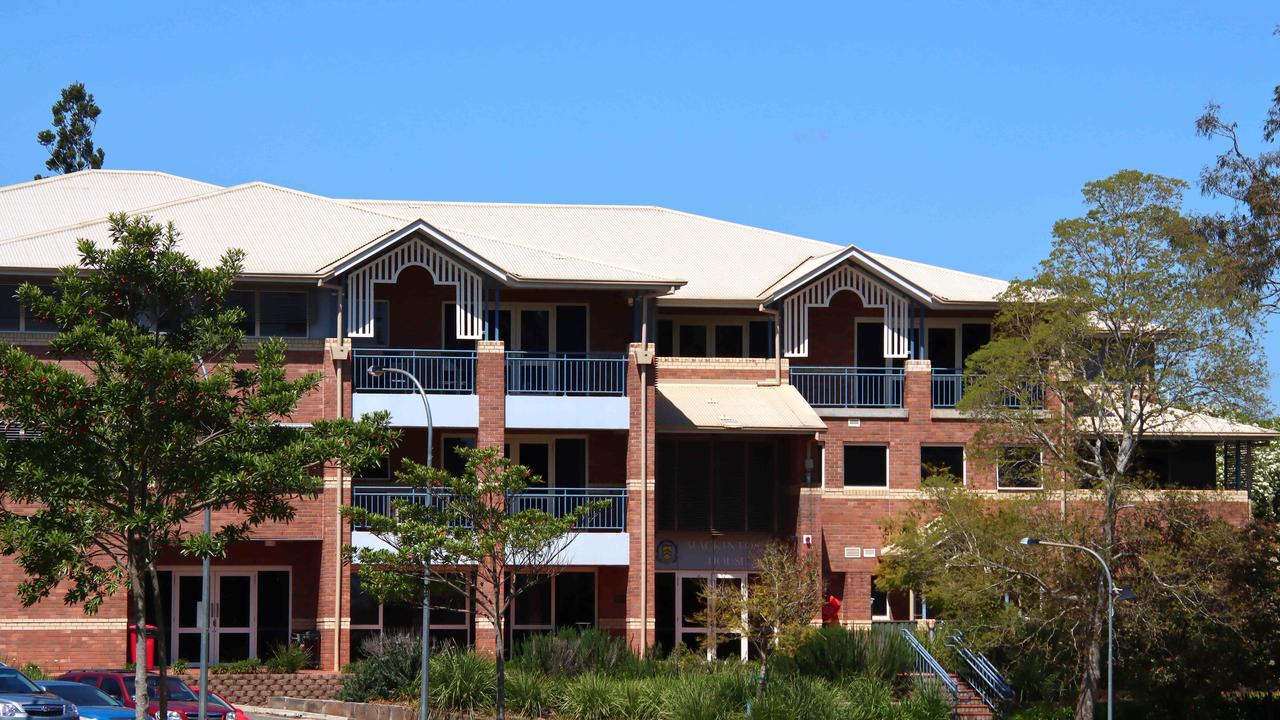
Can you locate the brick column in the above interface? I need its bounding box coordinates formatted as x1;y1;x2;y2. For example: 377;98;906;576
900;358;932;491
624;342;656;650
472;340;506;656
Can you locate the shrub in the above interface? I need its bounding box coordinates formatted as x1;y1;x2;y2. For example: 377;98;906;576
514;628;640;677
1008;704;1073;720
265;643;310;674
897;683;951;720
751;675;840;720
559;674;621;720
338;632;421;702
792;626;865;681
20;663;48;681
861;628;914;685
209;657;263;675
613;679;663;720
837;676;894;720
668;677;726;720
504;668;560;717
430;647;494;711
169;659;188;675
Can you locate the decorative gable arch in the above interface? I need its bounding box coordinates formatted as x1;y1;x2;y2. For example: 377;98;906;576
346;235;485;339
782;263;911;358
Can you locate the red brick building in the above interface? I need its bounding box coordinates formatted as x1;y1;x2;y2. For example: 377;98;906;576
0;170;1269;670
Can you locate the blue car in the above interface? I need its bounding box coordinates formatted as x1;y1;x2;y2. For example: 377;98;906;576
40;681;131;720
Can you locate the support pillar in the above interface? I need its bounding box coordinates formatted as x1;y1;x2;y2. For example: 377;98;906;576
624;342;656;651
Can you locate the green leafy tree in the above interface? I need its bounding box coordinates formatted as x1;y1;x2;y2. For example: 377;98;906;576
343;446;606;720
34;82;106;179
0;215;392;720
692;543;820;694
882;170;1266;720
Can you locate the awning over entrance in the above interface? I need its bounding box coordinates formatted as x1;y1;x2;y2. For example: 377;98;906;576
656;382;827;434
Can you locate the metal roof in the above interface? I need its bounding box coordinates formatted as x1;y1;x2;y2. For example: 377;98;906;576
656;381;828;433
0;170;219;242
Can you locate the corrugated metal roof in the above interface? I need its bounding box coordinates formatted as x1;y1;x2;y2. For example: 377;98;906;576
0;170;220;242
1101;408;1280;439
866;253;1008;304
656;382;828;433
0;182;407;276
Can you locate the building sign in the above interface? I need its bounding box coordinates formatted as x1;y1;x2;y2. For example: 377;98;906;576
656;540;677;564
653;537;767;570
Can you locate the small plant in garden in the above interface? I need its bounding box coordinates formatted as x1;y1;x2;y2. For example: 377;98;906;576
430;647;495;713
169;659;188;675
209;657;263;675
503;669;560;718
514;628;639;677
19;663;48;681
559;674;620;720
265;643;310;674
339;633;422;703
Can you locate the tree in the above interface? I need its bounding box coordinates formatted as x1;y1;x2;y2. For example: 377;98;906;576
0;215;392;720
692;542;820;694
343;446;606;720
35;82;106;179
881;170;1266;720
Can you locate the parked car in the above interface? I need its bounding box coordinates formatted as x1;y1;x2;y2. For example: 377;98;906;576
39;681;131;720
0;667;78;720
188;689;247;720
55;672;223;720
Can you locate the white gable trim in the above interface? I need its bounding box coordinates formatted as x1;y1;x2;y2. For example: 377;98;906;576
782;263;911;359
346;236;486;340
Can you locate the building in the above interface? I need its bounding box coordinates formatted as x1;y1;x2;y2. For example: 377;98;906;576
0;170;1270;670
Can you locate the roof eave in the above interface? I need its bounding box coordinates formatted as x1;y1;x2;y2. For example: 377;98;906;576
761;245;938;307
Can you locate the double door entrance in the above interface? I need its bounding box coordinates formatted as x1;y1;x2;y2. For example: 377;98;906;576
158;567;291;665
675;571;751;660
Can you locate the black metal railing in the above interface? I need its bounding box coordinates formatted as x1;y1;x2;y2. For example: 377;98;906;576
931;368;1045;409
352;348;476;394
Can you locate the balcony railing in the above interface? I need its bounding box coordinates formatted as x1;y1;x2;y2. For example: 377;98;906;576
506;352;627;397
350;486;626;531
932;369;1044;409
789;366;904;408
353;348;476;394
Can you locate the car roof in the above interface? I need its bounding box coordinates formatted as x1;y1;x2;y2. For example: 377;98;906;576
38;681;83;686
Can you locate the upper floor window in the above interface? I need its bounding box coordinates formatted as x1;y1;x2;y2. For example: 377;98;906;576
444;303;587;352
656;438;777;533
844;444;889;488
657;317;772;358
997;447;1043;490
0;284;58;333
226;289;309;338
924;322;992;371
921;445;964;485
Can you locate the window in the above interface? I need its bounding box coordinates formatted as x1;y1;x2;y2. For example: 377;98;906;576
350;572;472;656
920;446;964;484
656;439;777;532
843;444;889;488
372;300;390;347
511;571;596;644
224;291;257;336
444;303;587;351
658;317;774;358
0;285;19;331
442;436;476;477
258;291;308;337
805;444;825;486
910;590;930;621
870;576;889;619
998;447;1042;489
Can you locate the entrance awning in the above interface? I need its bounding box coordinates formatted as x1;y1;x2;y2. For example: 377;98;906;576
656;382;827;434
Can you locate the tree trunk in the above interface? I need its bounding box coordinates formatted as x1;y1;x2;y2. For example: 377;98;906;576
148;564;170;720
494;608;506;720
128;540;150;720
1074;578;1107;720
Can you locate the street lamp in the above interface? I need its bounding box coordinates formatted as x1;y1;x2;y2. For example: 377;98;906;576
1020;537;1132;720
368;365;433;720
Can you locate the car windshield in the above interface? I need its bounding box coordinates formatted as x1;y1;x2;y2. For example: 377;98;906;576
44;684;121;707
203;693;231;710
122;677;198;702
0;669;42;694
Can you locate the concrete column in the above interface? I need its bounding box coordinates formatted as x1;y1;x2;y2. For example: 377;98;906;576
624;342;656;650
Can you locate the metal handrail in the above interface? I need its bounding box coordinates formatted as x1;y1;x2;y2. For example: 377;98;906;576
505;351;627;397
931;368;1045;409
898;627;958;703
351;485;627;531
790;366;905;408
353;348;477;394
945;631;1014;712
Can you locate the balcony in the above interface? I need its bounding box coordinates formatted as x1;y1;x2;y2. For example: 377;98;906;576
352;348;480;428
931;369;1044;409
505;352;630;430
789;366;904;409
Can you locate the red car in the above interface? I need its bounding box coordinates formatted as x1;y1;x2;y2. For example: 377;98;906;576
56;671;228;720
189;687;249;720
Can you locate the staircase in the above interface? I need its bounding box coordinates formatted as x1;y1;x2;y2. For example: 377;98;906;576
899;627;1013;720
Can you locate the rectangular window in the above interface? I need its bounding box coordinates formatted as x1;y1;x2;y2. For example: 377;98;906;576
0;285;20;331
657;320;673;356
870;576;889;619
442;436;476;477
678;324;708;357
748;320;771;359
713;441;746;532
997;447;1042;489
554;438;587;488
555;305;588;354
714;325;744;358
844;444;889;488
224;290;256;336
372;300;390;347
258;291;308;337
920;446;964;484
350;575;381;627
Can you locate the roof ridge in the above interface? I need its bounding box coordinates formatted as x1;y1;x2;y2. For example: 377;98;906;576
0;180;411;248
0;169;218;197
345;198;666;211
433;223;681;283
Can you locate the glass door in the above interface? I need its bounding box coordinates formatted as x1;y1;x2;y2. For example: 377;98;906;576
675;572;748;660
174;573;204;663
215;573;254;662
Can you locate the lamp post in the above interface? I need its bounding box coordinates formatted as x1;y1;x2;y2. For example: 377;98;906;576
1020;537;1130;720
368;365;433;720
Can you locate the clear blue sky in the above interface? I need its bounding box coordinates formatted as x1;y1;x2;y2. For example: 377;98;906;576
1;2;1278;404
